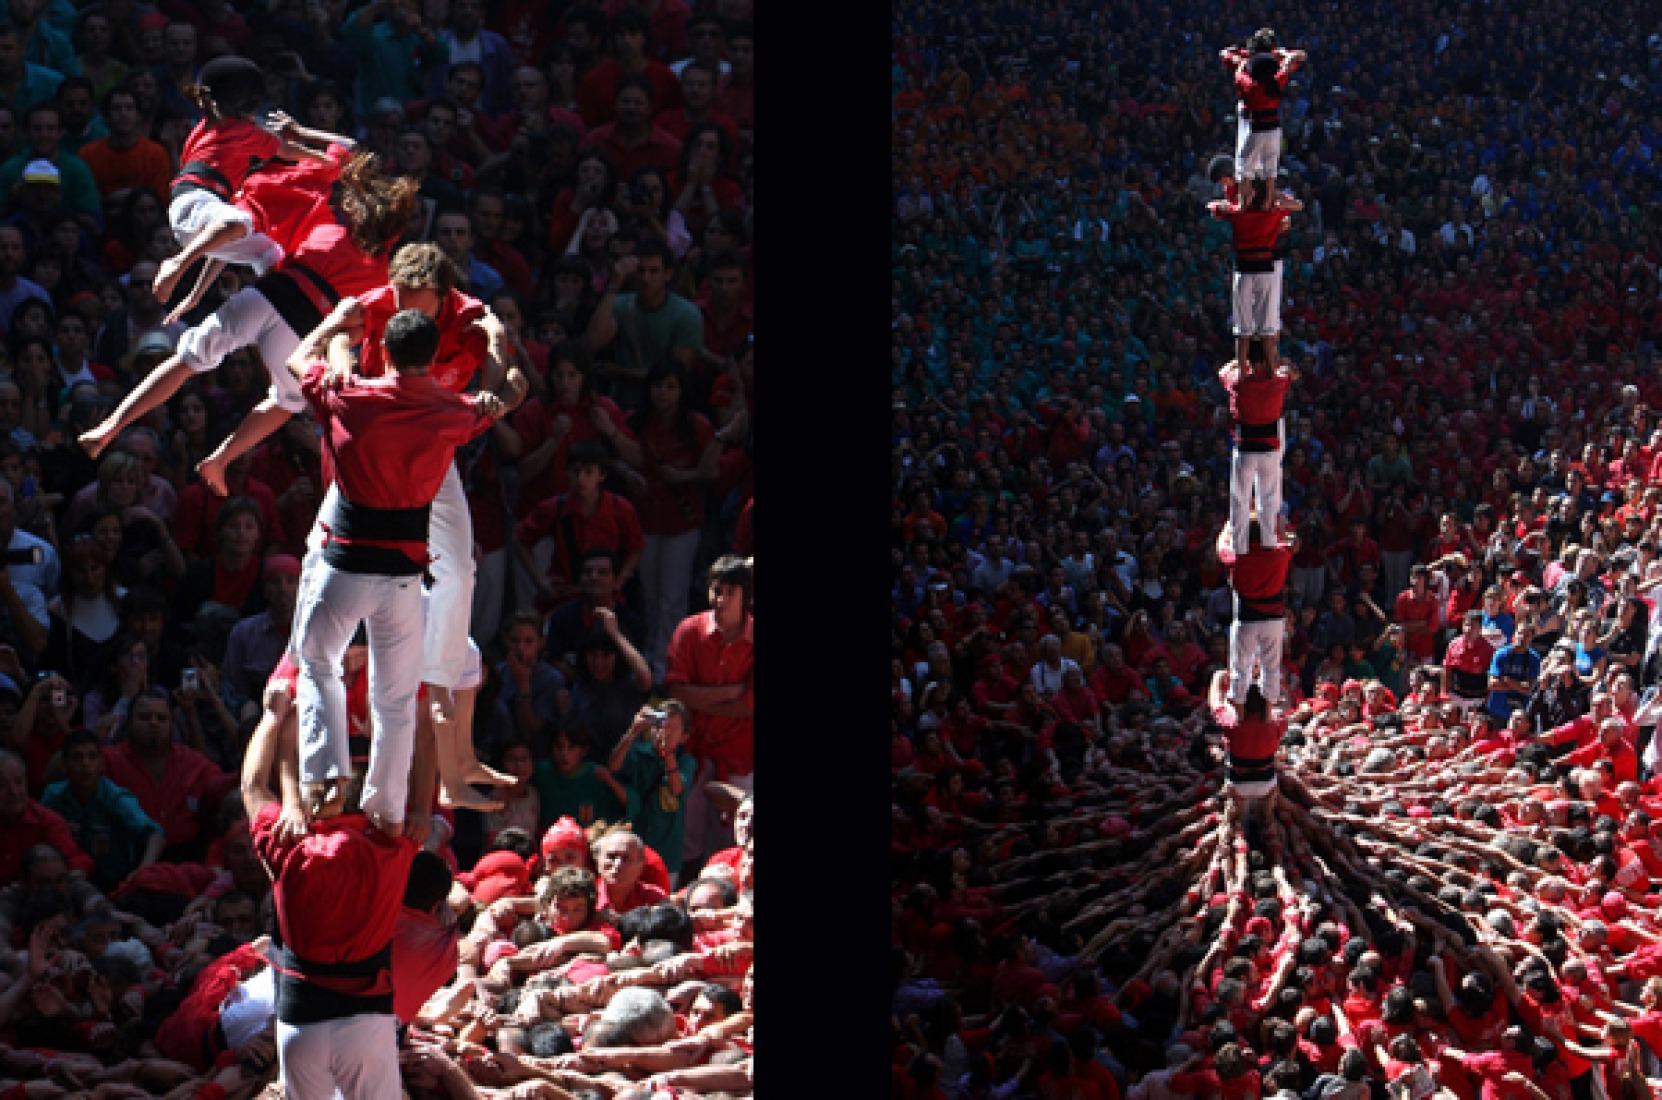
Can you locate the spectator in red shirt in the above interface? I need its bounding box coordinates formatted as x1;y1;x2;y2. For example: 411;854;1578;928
514;441;645;610
1394;565;1441;664
583;76;683;186
594;828;668;915
101;688;234;862
0;749;95;885
1442;610;1496;710
575;9;681;128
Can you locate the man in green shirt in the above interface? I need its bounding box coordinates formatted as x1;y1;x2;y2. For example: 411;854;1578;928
0;102;100;230
0;24;61;118
588;238;704;407
610;700;697;884
40;729;164;892
532;726;627;831
341;0;447;123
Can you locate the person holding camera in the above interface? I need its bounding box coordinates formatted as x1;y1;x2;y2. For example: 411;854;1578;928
609;699;696;886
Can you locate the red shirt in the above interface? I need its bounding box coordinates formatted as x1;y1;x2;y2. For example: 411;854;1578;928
254;803;415;998
172;476;287;557
357;285;490;394
1213;203;1285;259
581;123;683;182
1219;364;1291;433
507;393;636;519
101;742;232;850
1395;589;1441;659
597;877;668;915
179;117;281;198
283;221;393;302
0;801;95;884
516;489;645;586
302;360;493;568
665;610;754;778
239;143;352;255
634;412;715;535
392;906;460;1024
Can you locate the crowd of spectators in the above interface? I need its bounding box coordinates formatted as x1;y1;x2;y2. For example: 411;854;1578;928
0;0;757;1095
889;0;1662;1098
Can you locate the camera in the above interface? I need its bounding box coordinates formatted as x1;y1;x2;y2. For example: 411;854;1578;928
182;669;199;692
643;706;667;727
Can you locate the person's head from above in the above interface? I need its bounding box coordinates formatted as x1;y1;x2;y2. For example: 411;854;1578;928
126;688;172;757
432;209;478;267
404;849;455;921
708;553;752;631
1243;683;1268;720
549;725;591;777
387;242;457;318
381;308;441;374
541;864;598;933
594;830;644;894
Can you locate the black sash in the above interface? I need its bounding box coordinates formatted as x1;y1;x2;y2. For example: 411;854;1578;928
1238;420;1279;453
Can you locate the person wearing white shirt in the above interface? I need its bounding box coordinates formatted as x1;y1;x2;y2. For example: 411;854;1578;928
0;478;57;657
1029;635;1079;698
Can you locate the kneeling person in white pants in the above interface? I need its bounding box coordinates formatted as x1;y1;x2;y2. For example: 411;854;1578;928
286;299;506;832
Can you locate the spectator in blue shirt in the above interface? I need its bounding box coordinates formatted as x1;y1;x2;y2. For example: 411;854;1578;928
1487;621;1542;721
39;728;163;891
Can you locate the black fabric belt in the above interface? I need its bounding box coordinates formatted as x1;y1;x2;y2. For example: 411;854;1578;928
1235;253;1277;274
255;270;325;343
288;260;341;309
175;159;234;200
276;970;394;1026
333;499;431;542
324;541;424;577
1248;108;1282;123
1236;594;1284;622
1229;751;1278;783
1238;421;1278;452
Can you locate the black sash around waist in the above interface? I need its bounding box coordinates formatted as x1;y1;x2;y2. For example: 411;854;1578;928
1238;420;1279;452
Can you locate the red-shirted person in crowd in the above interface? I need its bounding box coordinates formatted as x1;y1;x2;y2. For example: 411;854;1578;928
282;301;506;833
0;749;94;885
101;688;236;863
1395;564;1442;667
1442;610;1497;711
240;614;434;1100
1219;338;1296;554
1208;178;1302;373
594;828;668;915
666;553;753;873
1217;519;1295;708
514;440;645;611
393;850;462;1026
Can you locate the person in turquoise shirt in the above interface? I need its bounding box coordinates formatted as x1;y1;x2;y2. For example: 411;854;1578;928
609;700;697;884
39;729;164;892
0;24;62;118
0;102;101;224
341;0;447;123
532;726;627;832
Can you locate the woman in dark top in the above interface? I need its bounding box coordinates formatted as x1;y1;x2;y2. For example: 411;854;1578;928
1603;594;1650;675
173;497;270;637
43;536;124;690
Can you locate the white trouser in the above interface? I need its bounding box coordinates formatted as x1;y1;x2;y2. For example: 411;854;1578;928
276;1013;399;1100
682;760;753;865
177;286;307;413
307;464;475;689
295;560;424;824
1232;264;1282;336
642;529;701;682
472;546;507;649
1230;618;1284;704
170;189;284;274
1230;448;1283;551
1235;121;1280;180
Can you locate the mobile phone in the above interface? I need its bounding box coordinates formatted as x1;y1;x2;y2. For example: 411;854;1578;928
182;669;199;692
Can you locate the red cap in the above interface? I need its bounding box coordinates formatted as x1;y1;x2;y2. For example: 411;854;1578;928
1603;892;1629;919
542;816;588;855
458;851;530;904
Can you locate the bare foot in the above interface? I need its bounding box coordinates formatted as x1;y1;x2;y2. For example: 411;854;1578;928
153;254;187;304
463;761;518;786
438;780;504;813
428;684;455;725
79;424;117;459
196;455;229;497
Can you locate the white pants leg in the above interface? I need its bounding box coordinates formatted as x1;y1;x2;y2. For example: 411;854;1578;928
422;463;475;688
1254;621;1285;703
1233;450;1282;542
176;286;306;411
1237;129;1279;180
295;561;425;823
681;760;754;866
643;529;701;682
1230;619;1284;702
1232;267;1282;336
1236;114;1252;176
277;1013;400;1100
472;546;507;649
170;190;285;273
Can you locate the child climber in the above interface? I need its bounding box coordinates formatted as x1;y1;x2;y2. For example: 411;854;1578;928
156;56;334;321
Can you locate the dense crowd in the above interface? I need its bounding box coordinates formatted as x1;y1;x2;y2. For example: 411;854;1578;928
0;0;757;1096
889;0;1662;1098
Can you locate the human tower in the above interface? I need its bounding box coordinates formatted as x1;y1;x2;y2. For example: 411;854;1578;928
77;55;527;1096
1207;27;1307;797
